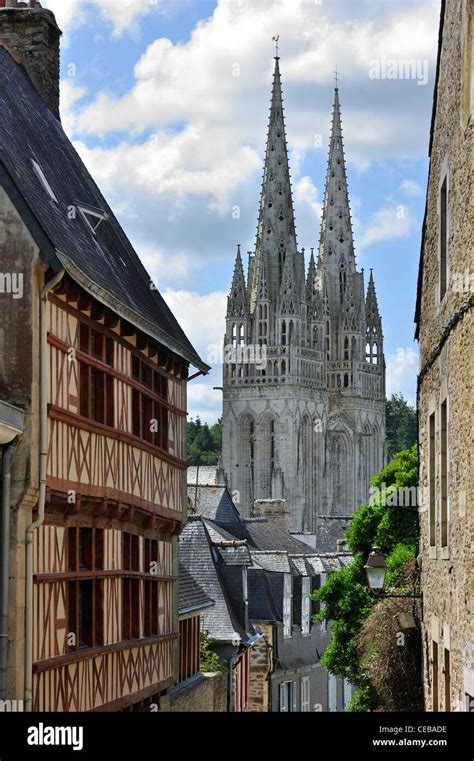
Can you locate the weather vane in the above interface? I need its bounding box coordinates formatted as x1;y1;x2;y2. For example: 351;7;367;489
333;64;339;87
272;34;280;57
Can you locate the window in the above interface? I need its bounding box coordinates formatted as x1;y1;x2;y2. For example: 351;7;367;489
279;681;296;712
301;577;311;635
79;324;114;426
143;539;159;637
432;641;439;711
179;615;201;682
301;677;310;712
283;573;293;638
76;202;109;235
122;533;140;640
429;412;436;547
444;648;451;712
31;158;58;203
440;400;448;547
131;356;169;450
67;528;104;650
439;176;448;300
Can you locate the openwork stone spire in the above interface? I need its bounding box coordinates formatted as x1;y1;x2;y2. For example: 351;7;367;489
250;56;298;314
318;88;356;276
227;244;248;318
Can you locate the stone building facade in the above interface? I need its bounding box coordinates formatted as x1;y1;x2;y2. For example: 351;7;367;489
415;0;473;712
222;57;386;547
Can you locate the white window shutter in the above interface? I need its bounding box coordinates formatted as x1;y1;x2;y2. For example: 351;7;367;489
301;677;310;712
302;577;311;634
292;681;297;712
320;572;327;632
279;683;288;712
283;573;293;637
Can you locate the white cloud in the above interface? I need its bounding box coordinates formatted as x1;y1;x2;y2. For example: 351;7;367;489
162;289;228;423
60;79;88;135
162;289;227;364
399;179;424;197
44;0;159;38
386;346;419;405
359;205;413;249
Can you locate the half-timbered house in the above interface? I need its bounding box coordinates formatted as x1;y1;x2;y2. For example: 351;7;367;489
0;2;209;711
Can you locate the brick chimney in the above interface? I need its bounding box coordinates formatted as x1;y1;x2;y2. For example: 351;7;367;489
0;0;62;120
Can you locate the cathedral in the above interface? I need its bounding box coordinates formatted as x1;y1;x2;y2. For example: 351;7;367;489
222;56;386;549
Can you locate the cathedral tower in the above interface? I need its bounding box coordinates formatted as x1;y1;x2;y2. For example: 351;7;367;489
222;57;386;548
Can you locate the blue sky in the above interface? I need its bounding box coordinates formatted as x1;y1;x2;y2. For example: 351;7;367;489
43;0;441;422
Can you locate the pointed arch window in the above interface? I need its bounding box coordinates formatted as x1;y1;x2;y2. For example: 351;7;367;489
239;323;245;346
339;265;346;303
351;336;356;358
344;337;349;360
231;323;237;348
281;321;287;345
372;342;378;365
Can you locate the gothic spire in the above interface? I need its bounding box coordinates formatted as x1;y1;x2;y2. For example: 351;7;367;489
227;244;248;318
249;56;298;313
318;87;356;276
366;269;382;334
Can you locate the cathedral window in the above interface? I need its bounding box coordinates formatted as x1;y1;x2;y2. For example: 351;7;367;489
351;336;357;358
231;323;237;348
366;342;371;362
372;342;378;364
344;337;349;360
281;360;286;376
344;374;349;387
239;323;245;346
281;321;287;345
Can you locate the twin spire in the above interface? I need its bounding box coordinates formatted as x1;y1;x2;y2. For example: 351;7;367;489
228;54;380;325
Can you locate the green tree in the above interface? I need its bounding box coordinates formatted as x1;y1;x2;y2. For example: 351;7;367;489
187;418;222;465
386;393;417;460
314;444;420;711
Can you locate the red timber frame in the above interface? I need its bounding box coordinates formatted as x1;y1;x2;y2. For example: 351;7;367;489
32;275;189;711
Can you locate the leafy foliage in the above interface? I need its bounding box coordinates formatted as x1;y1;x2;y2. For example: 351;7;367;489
187;417;222;465
314;445;420;711
200;629;223;673
386;393;417;460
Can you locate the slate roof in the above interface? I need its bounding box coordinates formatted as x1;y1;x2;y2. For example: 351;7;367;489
248;568;279;623
178;563;214;616
187;485;241;524
179;517;245;643
0;46;208;372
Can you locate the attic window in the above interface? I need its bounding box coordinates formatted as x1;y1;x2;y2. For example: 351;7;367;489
76;202;109;235
31;159;58;204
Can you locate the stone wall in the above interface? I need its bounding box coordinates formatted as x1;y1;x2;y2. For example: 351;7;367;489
161;672;227;713
417;0;473;712
248;623;272;711
0;6;61;119
0;185;43;700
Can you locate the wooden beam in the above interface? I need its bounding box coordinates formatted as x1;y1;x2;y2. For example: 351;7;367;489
120;320;135;337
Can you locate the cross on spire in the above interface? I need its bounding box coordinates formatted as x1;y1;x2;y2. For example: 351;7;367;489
333;65;339;87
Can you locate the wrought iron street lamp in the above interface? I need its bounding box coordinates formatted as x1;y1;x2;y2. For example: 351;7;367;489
364;547;423;618
364;547;388;590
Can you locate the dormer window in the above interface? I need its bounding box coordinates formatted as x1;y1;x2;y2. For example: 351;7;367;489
31;159;58;203
76;202;109;235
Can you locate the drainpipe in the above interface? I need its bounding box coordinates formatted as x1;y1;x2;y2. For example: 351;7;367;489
24;267;64;712
0;440;18;700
